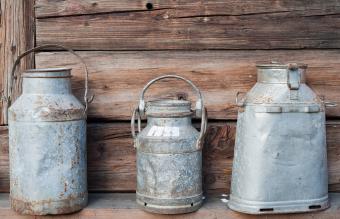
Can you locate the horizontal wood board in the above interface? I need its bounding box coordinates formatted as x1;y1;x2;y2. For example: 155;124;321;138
35;50;340;121
35;0;340;50
35;0;340;18
0;121;340;193
1;193;340;219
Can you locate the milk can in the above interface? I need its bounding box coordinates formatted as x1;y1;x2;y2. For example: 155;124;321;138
131;75;207;214
8;45;93;215
228;63;331;214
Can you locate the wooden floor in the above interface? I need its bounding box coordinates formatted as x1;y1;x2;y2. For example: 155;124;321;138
0;193;340;219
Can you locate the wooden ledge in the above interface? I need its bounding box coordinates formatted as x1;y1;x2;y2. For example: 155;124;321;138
0;193;340;218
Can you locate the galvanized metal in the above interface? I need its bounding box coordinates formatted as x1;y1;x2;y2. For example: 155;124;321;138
228;63;330;214
131;75;207;214
8;45;92;215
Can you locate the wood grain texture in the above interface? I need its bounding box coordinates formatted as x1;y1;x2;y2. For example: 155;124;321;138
0;0;35;125
35;50;340;121
0;121;340;193
0;126;8;192
35;0;340;50
34;0;340;18
0;1;3;124
2;193;340;219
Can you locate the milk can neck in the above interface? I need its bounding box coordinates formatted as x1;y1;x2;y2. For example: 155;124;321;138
256;64;306;84
147;116;192;126
21;68;72;95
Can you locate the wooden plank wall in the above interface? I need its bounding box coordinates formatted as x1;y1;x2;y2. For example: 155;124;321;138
1;122;340;194
1;0;340;195
0;0;35;124
35;0;340;50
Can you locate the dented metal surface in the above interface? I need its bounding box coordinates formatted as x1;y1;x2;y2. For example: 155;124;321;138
131;75;207;214
8;68;88;215
228;63;330;214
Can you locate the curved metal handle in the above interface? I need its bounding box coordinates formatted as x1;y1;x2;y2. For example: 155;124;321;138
134;75;207;150
131;107;142;145
138;75;203;118
318;95;337;108
196;107;208;150
324;101;337;108
9;44;94;114
236;91;246;107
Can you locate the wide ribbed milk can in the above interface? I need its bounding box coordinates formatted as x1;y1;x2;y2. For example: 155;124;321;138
8;45;93;215
228;63;331;214
131;75;207;214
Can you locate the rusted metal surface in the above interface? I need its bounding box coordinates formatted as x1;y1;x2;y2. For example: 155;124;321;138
10;192;87;215
8;68;88;215
8;45;91;215
229;63;330;214
131;75;207;214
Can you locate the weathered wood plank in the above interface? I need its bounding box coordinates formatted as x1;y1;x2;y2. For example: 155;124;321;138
35;0;340;18
1;193;340;219
0;0;35;125
35;2;340;50
36;50;340;120
0;121;340;193
0;126;8;192
0;1;4;124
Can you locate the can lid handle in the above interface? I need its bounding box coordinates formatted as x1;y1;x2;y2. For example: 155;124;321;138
9;44;93;116
132;75;207;149
138;75;203;117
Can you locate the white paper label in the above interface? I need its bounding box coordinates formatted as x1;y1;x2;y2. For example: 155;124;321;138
147;126;180;137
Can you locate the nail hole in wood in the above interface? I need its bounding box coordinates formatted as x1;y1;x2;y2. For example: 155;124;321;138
177;92;188;100
146;3;153;10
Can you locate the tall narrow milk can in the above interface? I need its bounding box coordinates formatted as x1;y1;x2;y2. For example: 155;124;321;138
8;45;93;215
131;75;207;214
228;63;331;214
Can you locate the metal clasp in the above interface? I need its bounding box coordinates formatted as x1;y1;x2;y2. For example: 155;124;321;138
287;64;301;100
287;63;300;90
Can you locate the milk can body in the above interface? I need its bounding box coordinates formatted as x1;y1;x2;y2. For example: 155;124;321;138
131;75;207;214
8;45;91;215
228;63;329;214
9;68;87;215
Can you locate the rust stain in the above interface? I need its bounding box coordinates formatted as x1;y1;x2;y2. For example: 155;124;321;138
10;192;87;215
64;182;68;193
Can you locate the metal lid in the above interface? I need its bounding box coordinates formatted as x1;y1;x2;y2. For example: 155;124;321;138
22;68;72;78
145;99;193;117
256;62;308;69
256;62;307;84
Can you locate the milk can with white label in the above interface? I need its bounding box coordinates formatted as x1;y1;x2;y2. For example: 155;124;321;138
131;75;207;214
228;63;332;214
8;45;93;215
